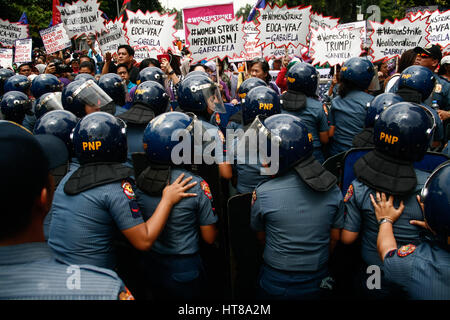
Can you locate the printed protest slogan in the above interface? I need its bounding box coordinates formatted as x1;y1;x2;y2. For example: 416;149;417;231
310;26;362;66
426;10;450;49
97;16;128;56
256;4;311;48
187;17;246;62
57;0;105;38
0;19;29;48
310;12;340;31
14;39;32;63
133;47;157;63
263;44;297;59
0;48;13;69
369;17;428;62
40;23;72;54
125;10;176;52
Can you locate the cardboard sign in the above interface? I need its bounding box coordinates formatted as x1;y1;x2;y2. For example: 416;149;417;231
0;18;29;48
186;17;246;62
426;10;450;48
263;43;297;59
256;4;311;48
133;47;158;63
97;16;128;56
125;10;177;52
57;0;106;39
40;23;72;54
0;48;13;69
369;17;428;62
310;26;363;66
182;3;234;43
14;38;32;63
310;12;339;30
229;22;262;62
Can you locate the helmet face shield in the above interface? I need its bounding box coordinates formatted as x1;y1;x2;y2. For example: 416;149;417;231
73;80;113;109
39;92;64;112
192;82;226;114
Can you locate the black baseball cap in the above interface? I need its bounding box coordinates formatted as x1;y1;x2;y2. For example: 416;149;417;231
414;44;443;62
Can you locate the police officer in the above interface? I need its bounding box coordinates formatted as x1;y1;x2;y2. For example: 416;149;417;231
0;120;133;300
134;111;218;300
0;68;15;97
234;85;281;193
47;112;197;270
98;73;128;116
281;62;329;163
341;102;436;299
117;80;170;165
0;91;33;125
74;72;97;83
137;66;165;87
3;74;31;96
352;93;404;148
34;92;64;120
30;73;63;99
395;65;444;149
328;57;376;157
250;113;343;299
371;161;450;299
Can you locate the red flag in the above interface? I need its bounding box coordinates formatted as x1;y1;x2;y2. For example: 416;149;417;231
53;0;61;26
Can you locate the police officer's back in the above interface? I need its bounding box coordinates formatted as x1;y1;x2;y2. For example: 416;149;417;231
98;73;128;116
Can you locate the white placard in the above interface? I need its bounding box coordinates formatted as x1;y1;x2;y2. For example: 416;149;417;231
0;18;29;48
263;43;297;59
229;22;262;62
14;38;32;63
97;16;128;56
133;47;158;63
0;48;13;69
39;23;72;55
426;10;450;49
310;12;339;30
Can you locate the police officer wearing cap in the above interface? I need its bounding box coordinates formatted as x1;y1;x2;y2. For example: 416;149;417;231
371;161;450;299
328;57;376;157
98;73;129;116
133;112;218;300
341;102;436;299
0;120;134;300
250;114;343;299
47;112;198;271
352;93;404;148
280;62;329;163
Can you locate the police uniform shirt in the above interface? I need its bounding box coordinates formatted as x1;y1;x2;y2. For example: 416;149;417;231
383;241;450;299
328;90;374;156
281;96;329;162
48;169;145;270
343;168;429;267
135;168;217;255
251;170;345;272
426;75;450;111
0;242;133;300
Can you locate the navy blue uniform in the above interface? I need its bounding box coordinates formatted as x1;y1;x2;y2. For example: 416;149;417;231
135;168;217;299
426;75;450;111
251;170;344;299
383;241;450;299
328;90;374;156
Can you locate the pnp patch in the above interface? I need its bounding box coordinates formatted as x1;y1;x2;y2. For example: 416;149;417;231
200;180;213;201
121;180;136;200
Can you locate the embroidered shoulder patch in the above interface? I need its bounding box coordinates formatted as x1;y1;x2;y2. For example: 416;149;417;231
323;104;329;116
434;83;442;93
397;244;416;257
215;113;221;125
200;180;213;200
119;287;135;300
121;180;136;200
344;184;354;202
251;190;257;206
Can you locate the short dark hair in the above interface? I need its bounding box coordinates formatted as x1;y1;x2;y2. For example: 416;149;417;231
250;57;271;84
118;44;134;57
139;58;160;71
18;63;32;71
79;61;95;73
116;63;129;72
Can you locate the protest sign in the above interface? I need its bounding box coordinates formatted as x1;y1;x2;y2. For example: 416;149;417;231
0;48;13;69
97;16;128;56
40;23;72;54
57;0;106;39
425;10;450;49
186;17;246;62
256;4;311;48
125;10;177;52
14;38;32;63
369;17;428;62
229;22;262;62
263;43;297;59
0;18;29;48
182;3;234;42
310;26;363;66
133;47;158;63
337;21;367;41
310;12;339;30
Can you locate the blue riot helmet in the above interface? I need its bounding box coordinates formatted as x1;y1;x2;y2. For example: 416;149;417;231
34;109;78;154
133;80;169;116
62;80;85;118
420;162;450;244
185;70;209;79
74;73;96;83
30;74;63;99
4;75;31;94
65;79;114;117
373;102;435;162
143;111;194;164
286;62;319;96
0;91;33;124
34;92;64;120
177;74;226;114
397;65;436;102
241;86;281;125
137;67;165;86
0;68;15;95
340;57;375;90
98;73;127;106
237;77;266;100
365;93;404;128
72;111;127;164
